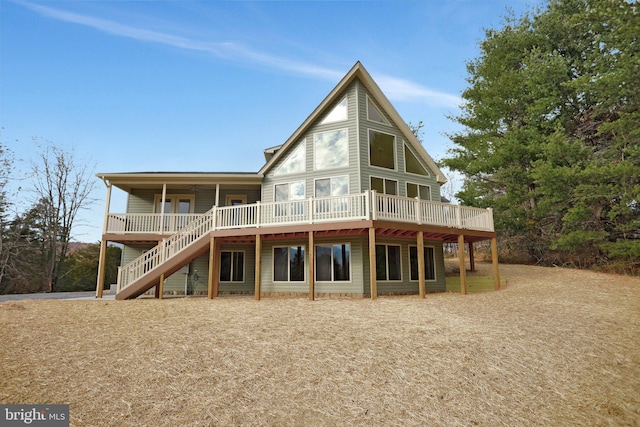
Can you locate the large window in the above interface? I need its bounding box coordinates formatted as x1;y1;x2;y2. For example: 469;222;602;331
273;246;305;282
320;97;348;124
375;244;401;281
369;130;395;170
315;129;348;170
220;251;244;282
407;183;431;200
274;142;306;176
316;244;350;282
409;246;436;281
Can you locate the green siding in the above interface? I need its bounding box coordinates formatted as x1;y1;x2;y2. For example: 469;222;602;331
262;83;360;201
116;73;454;298
218;244;255;294
218;188;261;206
126;189;214;214
259;236;366;295
194;189;216;212
372;237;446;294
356;81;441;199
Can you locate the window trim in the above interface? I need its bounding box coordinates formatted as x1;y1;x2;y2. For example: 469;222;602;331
219;250;245;283
408;245;437;282
272;245;306;283
368;128;397;171
315;243;352;283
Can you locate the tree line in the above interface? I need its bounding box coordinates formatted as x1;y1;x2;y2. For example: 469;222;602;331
0;139;120;294
444;0;639;273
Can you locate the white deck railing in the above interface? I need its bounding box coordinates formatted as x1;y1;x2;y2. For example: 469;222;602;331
106;213;201;234
373;193;494;231
115;192;493;293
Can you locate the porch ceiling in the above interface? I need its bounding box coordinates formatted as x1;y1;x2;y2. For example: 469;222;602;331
96;172;263;192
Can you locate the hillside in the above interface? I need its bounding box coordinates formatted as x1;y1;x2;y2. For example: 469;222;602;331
1;263;639;426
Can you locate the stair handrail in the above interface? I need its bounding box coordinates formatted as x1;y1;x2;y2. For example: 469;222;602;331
118;206;217;292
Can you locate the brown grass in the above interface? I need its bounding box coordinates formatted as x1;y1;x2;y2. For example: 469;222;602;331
1;263;639;426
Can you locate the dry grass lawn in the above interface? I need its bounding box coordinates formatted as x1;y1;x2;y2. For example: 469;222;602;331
1;263;639;426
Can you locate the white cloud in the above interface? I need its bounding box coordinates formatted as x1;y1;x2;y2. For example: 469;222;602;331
19;1;460;108
375;74;462;109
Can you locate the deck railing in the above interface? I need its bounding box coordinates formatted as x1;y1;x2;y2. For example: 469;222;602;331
374;193;494;231
115;192;493;293
106;213;201;234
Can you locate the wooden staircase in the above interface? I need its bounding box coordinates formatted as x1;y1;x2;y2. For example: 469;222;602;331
115;207;217;300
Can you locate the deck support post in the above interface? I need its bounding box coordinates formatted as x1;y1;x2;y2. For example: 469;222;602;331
458;234;467;295
95;182;112;298
417;231;426;298
159;183;167;234
208;236;216;299
308;231;315;301
368;227;377;300
96;239;108;298
468;241;476;272
255;234;262;300
491;236;500;290
156;273;165;299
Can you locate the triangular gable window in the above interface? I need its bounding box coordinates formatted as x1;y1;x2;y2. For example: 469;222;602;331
274;141;306;176
321;97;348;124
404;143;429;176
367;96;389;125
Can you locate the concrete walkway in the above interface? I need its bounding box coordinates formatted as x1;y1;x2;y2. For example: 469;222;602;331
0;291;115;302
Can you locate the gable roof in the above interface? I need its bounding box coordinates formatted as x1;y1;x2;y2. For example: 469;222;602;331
259;61;446;184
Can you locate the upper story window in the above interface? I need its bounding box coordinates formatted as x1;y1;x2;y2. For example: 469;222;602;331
274;141;306;176
315;175;349;214
153;194;195;232
320;97;348;124
275;181;305;217
407;183;431;200
154;194;195;214
404;143;429;176
369;130;395;170
371;176;397;196
315;129;349;170
275;181;305;201
366;96;389;125
314;175;349;198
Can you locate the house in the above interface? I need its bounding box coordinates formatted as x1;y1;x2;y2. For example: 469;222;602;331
95;62;499;300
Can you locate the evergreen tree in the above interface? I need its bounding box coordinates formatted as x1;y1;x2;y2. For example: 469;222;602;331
444;0;639;271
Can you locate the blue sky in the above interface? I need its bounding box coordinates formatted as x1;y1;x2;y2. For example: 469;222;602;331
1;0;543;242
